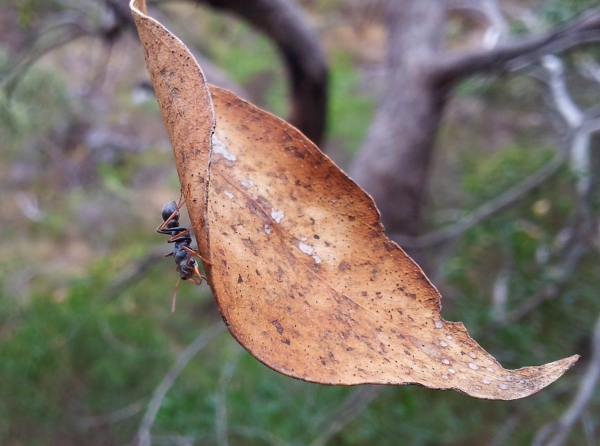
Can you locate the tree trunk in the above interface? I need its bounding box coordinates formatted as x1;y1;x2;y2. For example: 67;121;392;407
349;0;447;237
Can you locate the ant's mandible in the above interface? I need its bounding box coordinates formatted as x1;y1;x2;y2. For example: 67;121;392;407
156;185;210;312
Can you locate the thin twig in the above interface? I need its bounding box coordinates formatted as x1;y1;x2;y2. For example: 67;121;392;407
490;413;522;446
580;409;596;446
105;245;168;301
78;398;147;427
433;8;600;85
479;241;587;336
1;20;91;94
539;55;600;198
391;149;568;249
491;260;511;323
152;426;290;446
215;346;243;446
446;0;509;48
99;318;165;358
542;55;583;128
229;426;290;446
152;434;196;446
135;322;226;446
307;385;382;446
533;314;600;446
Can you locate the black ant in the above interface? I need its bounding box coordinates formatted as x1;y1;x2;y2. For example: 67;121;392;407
156;186;209;312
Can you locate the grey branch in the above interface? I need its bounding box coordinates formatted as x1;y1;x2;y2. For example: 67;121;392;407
542;55;583;128
78;398;147;427
307;385;382;446
215;347;243;446
540;55;600;200
480;241;587;336
446;0;509;48
135;322;226;446
533;314;600;446
390;148;568;249
196;0;329;146
433;8;600;86
1;19;91;94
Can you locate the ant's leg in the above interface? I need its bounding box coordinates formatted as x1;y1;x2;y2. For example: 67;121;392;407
156;186;190;234
182;245;212;265
166;227;194;244
188;259;207;284
166;221;204;243
156;203;185;233
168;220;210;251
189;276;204;285
164;252;174;258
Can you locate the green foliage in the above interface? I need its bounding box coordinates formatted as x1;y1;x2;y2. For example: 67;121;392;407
1;1;599;445
542;0;600;24
328;51;375;154
462;144;555;202
0;51;71;156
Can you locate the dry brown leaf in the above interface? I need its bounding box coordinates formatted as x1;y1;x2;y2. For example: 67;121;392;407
131;0;578;400
131;0;213;254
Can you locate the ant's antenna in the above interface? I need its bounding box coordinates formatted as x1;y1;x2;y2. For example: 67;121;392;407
172;278;181;313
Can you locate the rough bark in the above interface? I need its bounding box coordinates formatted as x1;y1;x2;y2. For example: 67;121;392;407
350;1;600;239
349;0;447;237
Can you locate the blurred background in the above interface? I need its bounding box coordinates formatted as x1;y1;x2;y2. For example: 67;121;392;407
2;0;600;444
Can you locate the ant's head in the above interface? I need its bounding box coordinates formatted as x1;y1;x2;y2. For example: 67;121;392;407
161;200;179;222
179;258;199;281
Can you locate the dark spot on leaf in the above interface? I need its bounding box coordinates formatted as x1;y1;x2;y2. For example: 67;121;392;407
338;261;351;271
285;146;305;159
242;238;259;256
272;320;284;334
222;315;230;327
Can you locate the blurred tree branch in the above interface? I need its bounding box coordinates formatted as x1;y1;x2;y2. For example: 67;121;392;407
307;386;382;446
136;322;226;446
350;0;600;240
2;0;328;146
198;0;328;146
434;9;600;85
533;314;600;446
77;398;147;428
390;148;568;249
